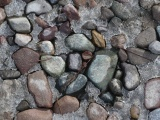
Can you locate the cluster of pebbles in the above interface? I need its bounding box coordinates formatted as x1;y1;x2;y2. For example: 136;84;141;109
1;0;160;120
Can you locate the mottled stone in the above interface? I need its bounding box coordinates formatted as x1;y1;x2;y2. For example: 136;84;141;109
35;17;49;28
7;36;15;46
91;30;106;48
8;17;31;33
87;103;108;120
53;95;79;114
41;55;65;78
0;8;6;24
140;0;154;9
100;6;114;21
26;0;52;15
12;48;40;74
100;92;114;104
130;104;140;119
38;26;58;41
16;109;53;120
65;34;95;52
0;70;21;79
87;50;118;91
63;4;80;21
145;78;160;109
121;63;140;90
127;47;157;65
149;41;160;54
16;100;30;112
15;33;32;46
110;34;126;49
149;108;160;120
118;49;127;62
152;4;160;21
82;21;96;30
88;0;97;8
38;41;55;55
59;21;72;34
109;78;122;96
114;70;123;80
111;1;131;20
135;27;156;48
0;0;11;6
28;70;53;108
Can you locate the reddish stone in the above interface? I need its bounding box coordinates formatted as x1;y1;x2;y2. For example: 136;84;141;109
28;70;53;108
63;4;80;21
0;8;6;24
53;95;79;114
12;48;40;74
73;0;87;7
82;51;93;60
0;0;11;6
59;21;72;34
35;17;49;28
88;0;97;8
38;26;58;41
16;109;53;120
0;36;7;45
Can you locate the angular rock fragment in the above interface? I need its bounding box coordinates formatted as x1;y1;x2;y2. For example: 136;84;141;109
16;100;30;112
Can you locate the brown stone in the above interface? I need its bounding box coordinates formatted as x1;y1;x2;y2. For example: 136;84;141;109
53;95;79;114
35;17;49;28
63;4;80;21
87;103;108;120
16;109;53;120
88;0;97;8
73;0;87;7
118;49;127;62
0;8;6;25
12;48;40;74
38;26;58;41
91;30;106;48
130;104;140;119
0;0;11;6
28;70;53;108
82;51;93;60
145;78;160;109
110;34;126;49
59;21;72;34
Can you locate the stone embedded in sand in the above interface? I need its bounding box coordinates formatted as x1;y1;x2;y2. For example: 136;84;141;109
15;33;32;46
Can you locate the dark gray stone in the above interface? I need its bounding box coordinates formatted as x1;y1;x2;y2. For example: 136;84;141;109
100;92;114;104
48;0;58;4
0;70;21;79
16;100;30;112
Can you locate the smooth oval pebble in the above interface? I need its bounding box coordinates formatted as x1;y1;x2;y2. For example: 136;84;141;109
0;70;21;79
130;104;140;119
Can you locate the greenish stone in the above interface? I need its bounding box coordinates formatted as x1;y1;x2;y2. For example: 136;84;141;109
87;50;118;91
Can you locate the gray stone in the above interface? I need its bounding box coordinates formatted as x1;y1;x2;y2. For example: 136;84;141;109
66;74;88;94
0;70;20;80
149;41;160;54
121;63;140;90
152;4;160;21
100;92;114;104
118;49;127;62
15;33;32;46
26;0;52;15
65;34;95;52
127;47;157;65
114;70;123;79
114;101;124;109
16;100;30;112
82;21;97;30
48;0;58;4
41;55;65;78
68;53;82;71
87;50;118;91
145;78;160;109
0;8;6;25
156;26;160;38
135;27;156;48
111;1;131;20
8;17;31;33
109;78;122;96
140;0;154;9
100;6;114;21
149;108;160;120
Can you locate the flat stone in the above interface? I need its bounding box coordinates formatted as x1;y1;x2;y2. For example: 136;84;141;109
12;48;40;74
65;34;95;52
63;4;80;21
152;4;160;21
100;6;114;21
8;17;31;33
0;0;11;6
149;41;160;54
145;78;160;109
41;55;65;78
149;108;160;120
87;103;108;120
15;33;32;46
130;104;140;119
16;100;30;112
16;109;53;120
0;70;21;79
28;70;53;108
53;95;79;114
82;21;97;30
140;0;154;9
109;78;122;96
135;27;156;48
91;30;106;48
38;41;55;55
38;26;58;41
87;50;118;91
68;53;82;71
121;63;140;90
111;1;131;20
0;8;6;24
66;74;88;94
59;21;72;34
26;0;52;15
127;47;157;65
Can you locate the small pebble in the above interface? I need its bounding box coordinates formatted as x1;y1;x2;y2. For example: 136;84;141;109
130;104;140;119
59;21;72;34
114;101;124;109
0;70;21;79
152;4;160;21
56;13;67;23
140;0;154;9
82;51;93;61
100;6;114;21
73;0;87;7
100;92;114;104
114;70;123;79
0;8;6;24
109;78;122;96
118;49;128;62
16;100;30;112
7;36;15;46
107;114;119;120
15;33;32;46
82;21;97;30
47;0;58;4
35;17;49;28
148;41;160;54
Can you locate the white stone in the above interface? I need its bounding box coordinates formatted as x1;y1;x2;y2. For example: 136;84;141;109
15;33;32;46
38;41;54;55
